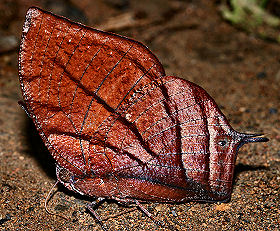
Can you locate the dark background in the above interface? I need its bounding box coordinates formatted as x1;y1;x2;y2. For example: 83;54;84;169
0;0;279;230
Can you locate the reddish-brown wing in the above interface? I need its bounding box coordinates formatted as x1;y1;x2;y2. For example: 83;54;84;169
19;6;164;174
19;7;222;202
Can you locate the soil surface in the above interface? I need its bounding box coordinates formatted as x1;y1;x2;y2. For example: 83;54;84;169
0;0;279;230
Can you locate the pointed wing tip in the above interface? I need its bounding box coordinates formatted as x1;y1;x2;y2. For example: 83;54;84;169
22;7;43;34
26;6;43;15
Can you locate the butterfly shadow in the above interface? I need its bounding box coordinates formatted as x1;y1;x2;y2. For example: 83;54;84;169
23;117;57;179
233;162;269;185
234;163;268;175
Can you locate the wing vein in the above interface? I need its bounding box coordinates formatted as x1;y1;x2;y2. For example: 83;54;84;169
95;45;133;94
115;63;156;111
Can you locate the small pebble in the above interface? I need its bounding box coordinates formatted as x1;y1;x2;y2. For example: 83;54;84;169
269;108;277;114
0;214;11;225
171;210;177;216
239;107;246;112
256;72;267;79
154;205;163;211
215;203;231;211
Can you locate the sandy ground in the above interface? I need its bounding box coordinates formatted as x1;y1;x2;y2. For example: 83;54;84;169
0;0;279;230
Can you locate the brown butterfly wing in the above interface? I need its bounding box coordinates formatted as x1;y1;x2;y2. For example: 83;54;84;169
19;7;228;202
19;7;164;174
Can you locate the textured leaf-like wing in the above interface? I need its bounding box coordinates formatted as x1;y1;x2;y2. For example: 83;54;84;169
19;7;224;202
19;7;165;175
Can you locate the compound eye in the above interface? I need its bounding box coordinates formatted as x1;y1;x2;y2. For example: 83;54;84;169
218;140;227;147
217;136;230;148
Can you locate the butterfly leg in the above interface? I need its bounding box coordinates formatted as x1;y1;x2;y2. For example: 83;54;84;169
113;197;164;228
87;197;108;231
134;200;164;228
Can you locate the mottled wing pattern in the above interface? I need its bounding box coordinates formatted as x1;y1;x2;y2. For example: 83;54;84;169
19;7;216;202
19;7;163;174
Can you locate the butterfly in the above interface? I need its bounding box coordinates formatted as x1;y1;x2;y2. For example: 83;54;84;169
18;6;268;226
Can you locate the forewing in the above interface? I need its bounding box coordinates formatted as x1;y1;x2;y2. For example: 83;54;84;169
19;7;165;176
